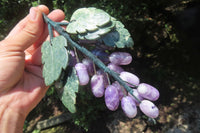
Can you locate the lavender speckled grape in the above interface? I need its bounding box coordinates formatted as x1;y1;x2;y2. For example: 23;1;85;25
75;63;90;85
107;63;124;74
137;83;160;101
121;96;137;118
120;71;140;87
82;58;94;75
109;52;132;65
139;100;159;118
105;85;119;111
91;74;105;97
128;89;143;105
96;69;109;87
112;81;127;100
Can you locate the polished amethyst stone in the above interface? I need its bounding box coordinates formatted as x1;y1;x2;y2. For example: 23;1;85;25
91;74;105;98
120;71;140;87
75;63;90;85
137;83;159;101
139;100;159;118
107;63;124;74
109;52;132;65
121;96;137;118
105;85;119;111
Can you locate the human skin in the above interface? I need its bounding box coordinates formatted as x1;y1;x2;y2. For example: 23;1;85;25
0;5;65;133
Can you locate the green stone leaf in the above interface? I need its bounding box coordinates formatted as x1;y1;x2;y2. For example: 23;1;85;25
41;36;68;86
66;7;111;34
101;30;119;47
115;27;134;48
78;20;116;41
102;21;134;48
59;68;79;113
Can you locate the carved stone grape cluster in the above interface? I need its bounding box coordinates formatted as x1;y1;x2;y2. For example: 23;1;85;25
41;7;160;119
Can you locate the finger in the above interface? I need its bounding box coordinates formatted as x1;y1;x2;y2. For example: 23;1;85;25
25;64;43;78
26;9;65;54
25;45;42;66
1;7;46;51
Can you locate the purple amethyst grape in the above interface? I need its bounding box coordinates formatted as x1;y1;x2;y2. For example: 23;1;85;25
121;96;137;118
91;74;105;98
75;63;89;85
91;49;109;63
119;71;140;87
109;52;132;65
139;100;159;118
96;69;109;87
112;81;127;100
107;63;124;74
82;58;94;76
105;85;119;111
137;83;159;101
128;89;144;105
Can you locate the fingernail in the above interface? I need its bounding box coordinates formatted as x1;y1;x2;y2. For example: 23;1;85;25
29;7;38;21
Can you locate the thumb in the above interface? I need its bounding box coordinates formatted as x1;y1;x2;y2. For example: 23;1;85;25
2;7;46;51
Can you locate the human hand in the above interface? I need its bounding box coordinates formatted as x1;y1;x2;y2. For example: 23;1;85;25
0;5;65;132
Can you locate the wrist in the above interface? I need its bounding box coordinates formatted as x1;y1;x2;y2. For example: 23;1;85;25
0;105;26;133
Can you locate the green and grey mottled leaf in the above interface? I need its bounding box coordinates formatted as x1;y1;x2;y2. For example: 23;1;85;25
60;68;79;113
115;27;134;48
102;21;134;48
101;30;119;47
78;20;116;40
66;7;111;34
41;36;68;86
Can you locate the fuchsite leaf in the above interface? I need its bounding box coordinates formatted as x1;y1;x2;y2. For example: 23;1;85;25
59;68;79;113
66;7;111;34
78;20;116;40
66;7;134;48
41;36;68;86
102;21;134;48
